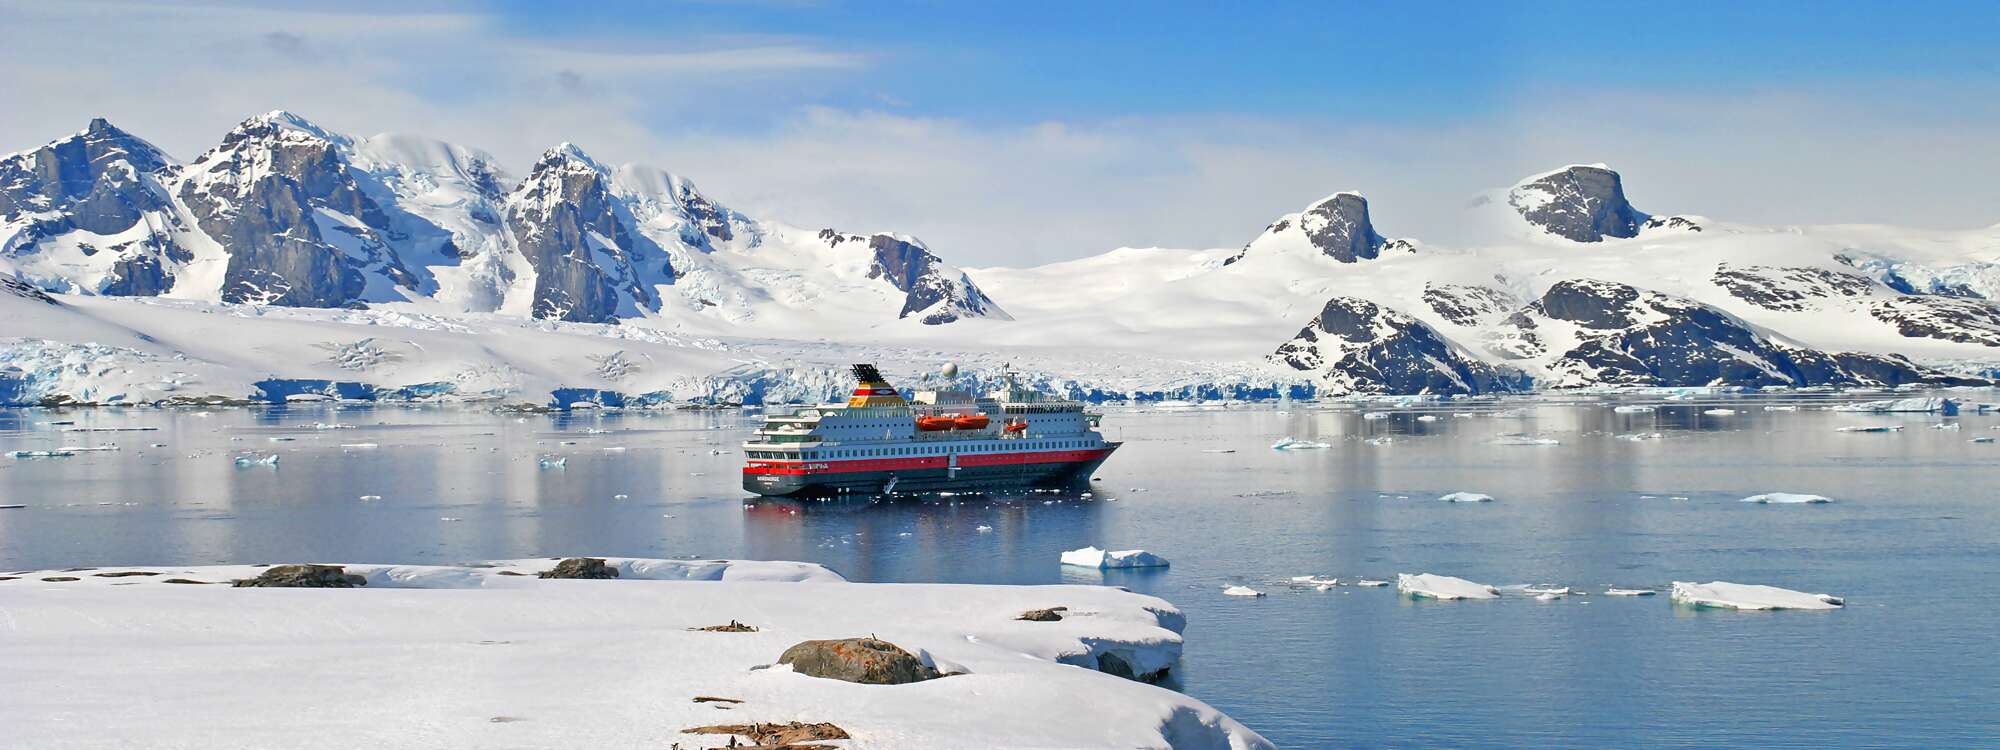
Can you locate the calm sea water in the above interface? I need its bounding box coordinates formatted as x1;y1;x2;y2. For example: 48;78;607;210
2;398;1997;748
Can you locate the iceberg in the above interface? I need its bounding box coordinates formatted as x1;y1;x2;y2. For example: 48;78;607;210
1222;585;1266;597
1740;493;1831;504
1669;581;1844;610
1833;397;1957;415
232;454;280;467
1439;492;1493;503
1270;437;1331;450
1354;579;1389;587
1397;573;1499;600
1060;546;1170;569
1605;587;1656;596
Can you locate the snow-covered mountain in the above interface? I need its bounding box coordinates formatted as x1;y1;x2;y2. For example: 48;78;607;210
7;114;2000;406
0;112;1004;331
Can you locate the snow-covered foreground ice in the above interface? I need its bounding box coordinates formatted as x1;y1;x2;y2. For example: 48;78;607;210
1669;581;1846;611
1741;493;1832;504
1060;546;1171;569
0;558;1268;750
1397;573;1500;600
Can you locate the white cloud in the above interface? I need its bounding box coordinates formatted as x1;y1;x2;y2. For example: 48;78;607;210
3;1;1996;267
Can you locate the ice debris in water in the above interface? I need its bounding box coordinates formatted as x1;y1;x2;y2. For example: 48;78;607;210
1764;405;1799;411
1605;588;1656;596
1493;435;1560;446
1618;432;1665;441
1669;581;1844;610
1059;546;1169;569
1703;408;1738;416
1362;412;1390;421
340;443;378;449
1271;437;1331;450
1836;425;1902;433
1289;575;1339;588
358;495;382;501
1438;492;1493;503
1612;405;1656;414
1741;493;1830;504
1222;585;1266;597
975;525;994;533
1397;573;1499;600
9;450;77;458
1833;397;1956;415
1972;437;1996;444
1354;579;1389;587
1930;422;1961;431
1364;436;1394;446
233;454;280;467
539;456;567;469
1416;415;1440;422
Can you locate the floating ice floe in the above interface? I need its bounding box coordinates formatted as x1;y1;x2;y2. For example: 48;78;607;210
1493;435;1560;446
340;443;378;449
358;495;382;501
538;456;567;469
1397;573;1499;600
56;444;119;452
0;504;25;510
1199;449;1236;454
1836;425;1903;433
1669;581;1844;610
1362;412;1390;421
1521;586;1570;596
1364;436;1394;446
976;525;994;533
1438;492;1493;503
1741;493;1831;504
284;394;329;403
1703;408;1739;416
1605;588;1656;596
1972;437;1996;444
1618;432;1665;441
1763;405;1800;411
1612;405;1657;414
1354;579;1389;587
1270;437;1331;450
1416;415;1440;422
1060;546;1170;569
232;454;280;467
1222;585;1266;597
1289;575;1338;587
8;450;76;459
1930;422;1961;431
1833;397;1956;415
311;423;355;430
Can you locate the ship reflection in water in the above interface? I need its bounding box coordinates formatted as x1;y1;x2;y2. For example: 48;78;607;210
739;487;1119;586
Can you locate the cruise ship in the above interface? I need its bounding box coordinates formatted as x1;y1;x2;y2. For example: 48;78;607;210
742;364;1118;496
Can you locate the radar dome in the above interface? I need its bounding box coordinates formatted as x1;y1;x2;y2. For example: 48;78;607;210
940;362;960;378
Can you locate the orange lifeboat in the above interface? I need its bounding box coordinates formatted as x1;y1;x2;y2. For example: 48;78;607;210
916;416;956;432
953;414;990;430
1003;419;1028;433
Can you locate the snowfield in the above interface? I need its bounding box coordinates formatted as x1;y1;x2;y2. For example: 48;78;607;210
0;558;1270;750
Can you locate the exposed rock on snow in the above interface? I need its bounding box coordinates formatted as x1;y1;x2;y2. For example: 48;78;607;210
1397;573;1499;600
1741;493;1831;504
1669;581;1844;611
1270;296;1523;395
1059;546;1170;569
1016;606;1068;622
231;564;365;588
778;637;941;685
1506;164;1647;243
820;230;1008;325
1712;264;1877;312
537;557;620;579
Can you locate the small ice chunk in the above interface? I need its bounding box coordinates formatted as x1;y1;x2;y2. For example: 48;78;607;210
1741;493;1830;504
1836;425;1902;433
1619;432;1665;441
539;457;567;469
975;525;993;533
1605;588;1656;596
8;450;76;458
1289;575;1338;587
1522;586;1570;596
233;454;280;467
1931;422;1961;431
358;495;382;501
1199;449;1237;453
1669;581;1844;610
1439;492;1493;503
1612;405;1657;414
1364;436;1394;446
1703;408;1739;416
439;517;463;522
1397;573;1499;600
1059;546;1169;569
1416;415;1440;422
1222;585;1266;597
1763;405;1799;411
339;443;378;449
1535;592;1562;601
1493;435;1560;446
1271;437;1331;450
1362;412;1390;421
1355;579;1389;587
1972;437;1996;444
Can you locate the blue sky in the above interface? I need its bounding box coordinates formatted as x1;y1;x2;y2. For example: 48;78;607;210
5;1;1999;264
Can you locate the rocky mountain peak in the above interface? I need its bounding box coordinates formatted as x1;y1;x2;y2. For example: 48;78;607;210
1226;190;1412;265
1506;164;1648;243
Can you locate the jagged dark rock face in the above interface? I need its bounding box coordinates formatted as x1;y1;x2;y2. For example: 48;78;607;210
1712;264;1876;312
506;149;667;323
820;229;1004;324
179;117;414;307
0;118;191;294
1;274;58;304
1271;296;1523;395
1642;215;1702;233
1508;166;1647;242
1423;283;1519;327
1297;193;1386;263
1505;278;1967;387
1868;296;2000;347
